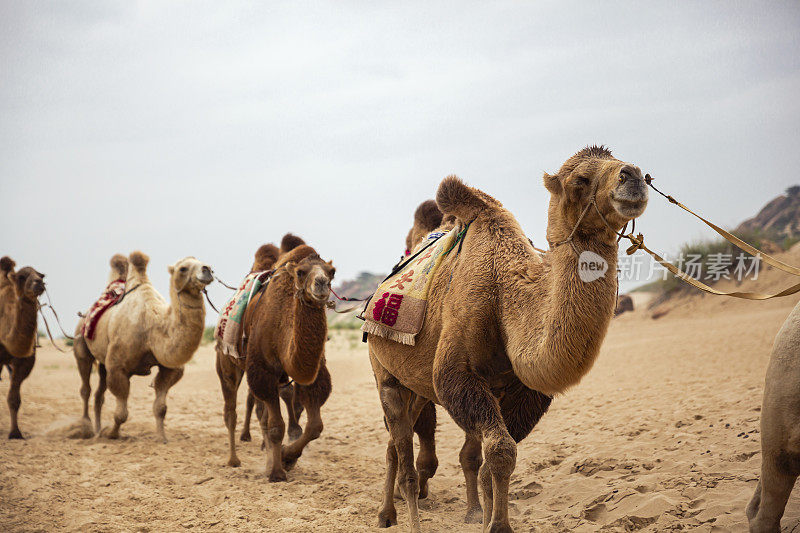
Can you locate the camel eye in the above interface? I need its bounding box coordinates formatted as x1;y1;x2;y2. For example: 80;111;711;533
179;266;188;273
574;177;590;187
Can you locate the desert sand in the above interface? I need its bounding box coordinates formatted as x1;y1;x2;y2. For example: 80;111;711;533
2;263;800;532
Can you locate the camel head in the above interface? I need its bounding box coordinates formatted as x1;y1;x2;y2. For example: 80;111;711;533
167;257;214;294
543;145;649;244
9;266;46;301
284;254;336;306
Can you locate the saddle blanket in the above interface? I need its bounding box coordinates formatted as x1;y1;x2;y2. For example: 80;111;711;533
82;279;126;340
215;270;272;358
362;226;461;346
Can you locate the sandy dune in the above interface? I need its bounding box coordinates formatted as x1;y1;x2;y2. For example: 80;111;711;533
2;276;800;531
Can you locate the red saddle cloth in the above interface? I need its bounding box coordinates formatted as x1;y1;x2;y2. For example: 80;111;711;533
82;279;126;340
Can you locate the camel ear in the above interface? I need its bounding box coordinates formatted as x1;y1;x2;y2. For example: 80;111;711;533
168;265;174;275
543;172;562;194
283;261;297;276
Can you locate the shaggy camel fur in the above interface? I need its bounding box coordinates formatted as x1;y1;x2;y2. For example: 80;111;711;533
747;302;800;532
368;146;649;532
238;234;308;444
73;251;213;441
235;243;335;481
0;256;45;439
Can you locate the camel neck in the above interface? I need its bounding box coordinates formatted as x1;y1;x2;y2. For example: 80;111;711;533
502;235;619;396
285;296;327;384
4;296;38;357
156;287;205;368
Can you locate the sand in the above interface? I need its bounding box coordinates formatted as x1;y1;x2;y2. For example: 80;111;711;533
2;278;800;531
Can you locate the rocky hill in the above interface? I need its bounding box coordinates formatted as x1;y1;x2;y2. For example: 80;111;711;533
328;271;385;329
735;185;800;243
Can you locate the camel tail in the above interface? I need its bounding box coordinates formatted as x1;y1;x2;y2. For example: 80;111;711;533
0;256;15;273
436;175;498;223
252;244;280;271
128;251;149;274
280;233;306;255
109;254;128;281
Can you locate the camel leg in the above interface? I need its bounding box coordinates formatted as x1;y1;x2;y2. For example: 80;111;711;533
281;364;332;470
73;338;93;426
747;455;799;532
152;365;184;443
434;360;516;533
94;364;107;434
240;389;254;442
378;438;399;528
247;356;286;482
411;401;438;500
460;433;483;523
216;351;244;466
372;353;426;533
280;383;303;442
99;363;129;440
7;354;35;439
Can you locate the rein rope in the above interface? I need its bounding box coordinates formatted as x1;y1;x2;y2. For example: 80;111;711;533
552;173;800;300
37;288;73;353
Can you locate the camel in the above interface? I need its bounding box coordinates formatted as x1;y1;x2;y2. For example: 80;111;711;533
0;256;45;439
747;301;800;532
73;251;213;441
367;146;649;532
227;241;335;481
238;234;308;445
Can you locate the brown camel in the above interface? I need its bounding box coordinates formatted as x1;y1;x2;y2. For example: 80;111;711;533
73;251;213;441
368;146;649;532
0;256;45;439
238;234;308;445
231;242;335;481
747;301;800;532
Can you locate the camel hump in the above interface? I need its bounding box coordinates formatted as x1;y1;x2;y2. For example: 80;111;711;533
0;256;15;273
128;251;149;273
436;175;501;222
414;200;443;231
109;254;128;279
280;233;306;255
253;244;280;271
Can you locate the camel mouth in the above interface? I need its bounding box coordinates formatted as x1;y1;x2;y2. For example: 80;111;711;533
310;289;330;303
32;282;46;296
197;266;214;285
610;196;648;219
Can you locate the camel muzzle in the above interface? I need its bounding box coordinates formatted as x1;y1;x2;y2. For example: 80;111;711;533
198;267;214;285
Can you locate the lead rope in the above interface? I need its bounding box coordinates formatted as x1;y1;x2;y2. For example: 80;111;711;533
595;175;800;300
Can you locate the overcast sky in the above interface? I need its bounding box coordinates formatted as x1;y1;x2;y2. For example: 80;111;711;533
2;1;799;329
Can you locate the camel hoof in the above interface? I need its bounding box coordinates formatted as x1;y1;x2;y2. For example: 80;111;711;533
8;429;24;440
268;469;288;482
488;521;513;533
98;426;119;439
281;448;300;471
464;506;483;524
239;431;252;442
377;510;397;528
418;480;429;500
287;425;303;442
227;457;241;468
